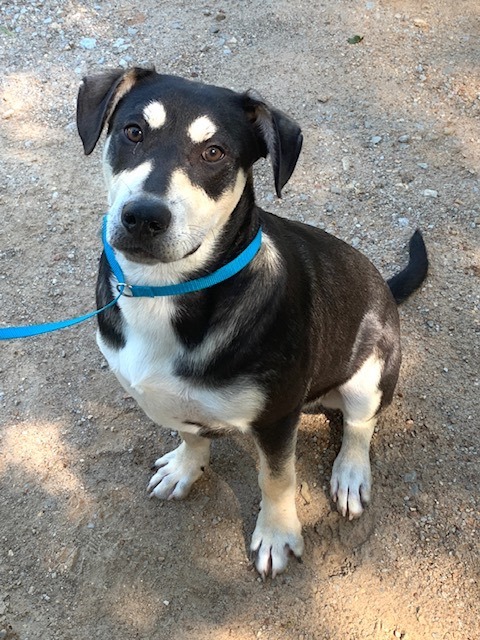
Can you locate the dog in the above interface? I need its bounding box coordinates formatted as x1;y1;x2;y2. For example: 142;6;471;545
76;67;428;578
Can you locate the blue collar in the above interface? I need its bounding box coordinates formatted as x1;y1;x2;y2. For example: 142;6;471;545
102;216;262;297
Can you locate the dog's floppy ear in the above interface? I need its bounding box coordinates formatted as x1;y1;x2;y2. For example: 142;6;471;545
244;91;303;197
77;67;155;155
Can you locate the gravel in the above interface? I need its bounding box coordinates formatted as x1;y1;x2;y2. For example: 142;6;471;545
0;1;479;639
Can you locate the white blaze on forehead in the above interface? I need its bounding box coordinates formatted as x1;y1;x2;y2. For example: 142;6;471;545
187;116;217;143
143;101;167;129
106;160;153;217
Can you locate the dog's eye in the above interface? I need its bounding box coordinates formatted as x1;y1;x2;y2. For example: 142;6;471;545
124;125;144;143
201;146;225;163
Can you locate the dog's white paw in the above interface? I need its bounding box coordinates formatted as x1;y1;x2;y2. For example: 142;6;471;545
148;441;209;500
250;508;304;578
330;448;371;520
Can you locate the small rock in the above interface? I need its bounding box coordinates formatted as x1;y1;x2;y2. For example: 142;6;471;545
342;157;351;171
397;217;410;227
2;109;15;119
398;134;410;143
215;12;226;21
423;189;438;198
417;162;429;170
79;37;97;50
330;185;342;195
404;471;417;483
370;135;382;144
0;630;6;640
413;18;429;29
400;171;415;184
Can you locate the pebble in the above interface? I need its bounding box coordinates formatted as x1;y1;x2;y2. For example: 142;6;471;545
370;135;382;144
79;37;97;50
398;134;410;143
423;189;438;198
417;162;429;169
413;18;429;29
404;471;417;483
397;217;410;227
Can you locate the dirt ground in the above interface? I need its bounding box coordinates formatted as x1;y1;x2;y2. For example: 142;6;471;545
0;1;479;639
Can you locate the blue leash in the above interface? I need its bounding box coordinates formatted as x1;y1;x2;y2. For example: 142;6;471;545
0;216;262;340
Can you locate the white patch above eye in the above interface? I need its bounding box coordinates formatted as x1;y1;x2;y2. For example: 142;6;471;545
143;101;167;129
188;116;217;144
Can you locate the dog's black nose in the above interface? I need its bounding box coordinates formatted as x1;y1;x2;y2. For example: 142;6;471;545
121;199;172;237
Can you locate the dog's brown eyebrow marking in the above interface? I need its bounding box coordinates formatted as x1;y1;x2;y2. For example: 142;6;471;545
187;116;217;143
143;101;167;129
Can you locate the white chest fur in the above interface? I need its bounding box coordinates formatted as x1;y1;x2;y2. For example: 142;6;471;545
97;296;265;435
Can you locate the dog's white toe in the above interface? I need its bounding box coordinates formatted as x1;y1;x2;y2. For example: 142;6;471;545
250;510;304;578
148;440;209;500
330;449;371;520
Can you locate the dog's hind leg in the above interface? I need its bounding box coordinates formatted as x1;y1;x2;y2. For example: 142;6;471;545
250;412;304;578
329;352;384;520
148;432;211;500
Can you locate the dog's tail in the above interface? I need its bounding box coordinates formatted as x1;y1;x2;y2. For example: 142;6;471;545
387;230;429;304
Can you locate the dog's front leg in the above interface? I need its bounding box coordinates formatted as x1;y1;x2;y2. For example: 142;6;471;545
148;432;211;500
251;414;304;578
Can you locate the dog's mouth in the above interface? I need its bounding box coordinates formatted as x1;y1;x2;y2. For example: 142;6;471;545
113;240;201;264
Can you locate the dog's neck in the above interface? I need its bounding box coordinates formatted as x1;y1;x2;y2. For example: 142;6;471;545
212;172;260;263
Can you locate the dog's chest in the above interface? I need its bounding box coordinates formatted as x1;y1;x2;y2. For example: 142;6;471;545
98;297;264;434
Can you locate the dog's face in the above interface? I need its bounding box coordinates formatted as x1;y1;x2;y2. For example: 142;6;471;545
77;68;302;264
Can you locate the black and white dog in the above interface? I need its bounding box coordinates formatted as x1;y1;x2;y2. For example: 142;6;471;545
77;67;428;578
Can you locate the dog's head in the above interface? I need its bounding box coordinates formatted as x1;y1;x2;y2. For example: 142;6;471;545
77;67;302;264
